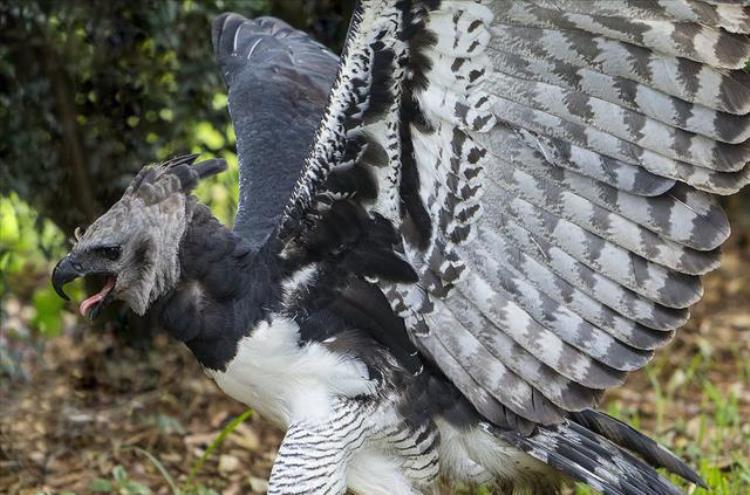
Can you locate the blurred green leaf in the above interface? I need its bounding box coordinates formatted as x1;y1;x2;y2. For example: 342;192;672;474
0;0;272;236
0;198;20;244
31;285;65;337
194;121;225;150
122;480;151;495
130;446;180;495
89;479;113;492
189;488;220;495
112;465;128;482
186;409;253;486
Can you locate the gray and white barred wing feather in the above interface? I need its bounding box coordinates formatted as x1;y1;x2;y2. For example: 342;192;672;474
273;0;750;445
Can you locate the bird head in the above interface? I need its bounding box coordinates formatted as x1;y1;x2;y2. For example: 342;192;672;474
52;154;226;318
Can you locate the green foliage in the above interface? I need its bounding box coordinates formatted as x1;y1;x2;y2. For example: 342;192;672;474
131;447;180;495
193;150;239;226
186;409;253;487
127;410;252;495
0;0;353;238
0;193;66;275
90;465;151;495
29;284;65;336
0;0;268;236
0;193;75;338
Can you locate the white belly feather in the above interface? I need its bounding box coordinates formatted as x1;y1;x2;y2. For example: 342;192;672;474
205;315;546;494
206;315;376;428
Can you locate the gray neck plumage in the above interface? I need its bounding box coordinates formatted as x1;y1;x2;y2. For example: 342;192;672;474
155;202;285;370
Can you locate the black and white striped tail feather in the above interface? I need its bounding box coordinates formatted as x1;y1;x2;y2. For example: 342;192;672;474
569;409;705;488
490;411;705;495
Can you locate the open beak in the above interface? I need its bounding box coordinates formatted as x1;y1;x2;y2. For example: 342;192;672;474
52;256;80;301
52;256;117;320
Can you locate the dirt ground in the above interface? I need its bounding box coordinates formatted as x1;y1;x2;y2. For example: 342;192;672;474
2;240;749;495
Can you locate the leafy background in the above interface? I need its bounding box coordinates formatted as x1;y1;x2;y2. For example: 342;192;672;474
1;1;749;494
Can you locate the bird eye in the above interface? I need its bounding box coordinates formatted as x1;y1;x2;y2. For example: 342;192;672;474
96;246;122;261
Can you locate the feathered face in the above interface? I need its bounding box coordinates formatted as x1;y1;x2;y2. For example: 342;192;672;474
52;155;226;318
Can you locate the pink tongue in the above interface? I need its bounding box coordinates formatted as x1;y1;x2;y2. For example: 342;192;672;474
80;276;116;316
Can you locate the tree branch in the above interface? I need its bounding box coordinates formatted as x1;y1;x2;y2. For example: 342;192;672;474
40;44;100;227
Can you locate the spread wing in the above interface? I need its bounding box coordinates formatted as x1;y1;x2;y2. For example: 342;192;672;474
212;14;339;247
269;0;750;427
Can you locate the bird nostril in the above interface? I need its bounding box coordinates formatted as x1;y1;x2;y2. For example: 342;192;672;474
72;262;83;272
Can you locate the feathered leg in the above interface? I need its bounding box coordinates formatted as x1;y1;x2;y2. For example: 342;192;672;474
268;402;370;495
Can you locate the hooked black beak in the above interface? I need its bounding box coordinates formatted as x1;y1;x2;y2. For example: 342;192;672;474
51;256;82;301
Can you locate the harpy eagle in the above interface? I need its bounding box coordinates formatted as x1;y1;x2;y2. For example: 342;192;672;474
52;1;750;493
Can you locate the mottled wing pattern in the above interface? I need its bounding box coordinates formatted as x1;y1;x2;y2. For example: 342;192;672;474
272;0;750;429
453;0;750;424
